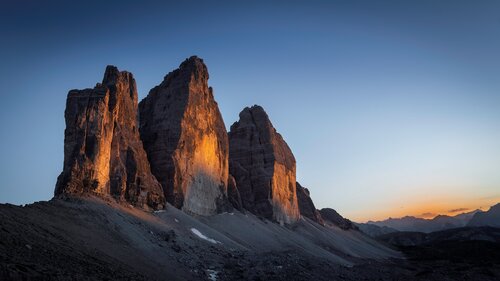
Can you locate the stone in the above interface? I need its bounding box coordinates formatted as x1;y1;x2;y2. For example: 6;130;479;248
139;56;230;216
296;182;324;225
319;208;358;230
54;66;165;210
228;105;300;224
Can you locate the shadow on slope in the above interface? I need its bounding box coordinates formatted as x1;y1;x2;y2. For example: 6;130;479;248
0;196;399;281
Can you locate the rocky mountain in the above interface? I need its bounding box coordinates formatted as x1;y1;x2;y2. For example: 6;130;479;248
468;203;500;227
53;56;329;225
356;223;398;237
139;56;230;216
54;66;164;210
368;216;435;232
319;208;358;230
228;105;300;225
296;182;323;224
377;226;500;247
366;209;482;233
453;209;482;225
3;55;500;281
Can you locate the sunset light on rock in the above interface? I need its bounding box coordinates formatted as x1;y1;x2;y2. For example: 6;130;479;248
1;1;499;280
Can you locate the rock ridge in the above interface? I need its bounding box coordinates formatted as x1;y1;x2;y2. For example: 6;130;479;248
296;182;324;224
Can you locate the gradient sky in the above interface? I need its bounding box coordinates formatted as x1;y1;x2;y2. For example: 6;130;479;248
1;0;499;222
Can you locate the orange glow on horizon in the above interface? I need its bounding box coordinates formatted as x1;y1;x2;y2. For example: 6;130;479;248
349;194;500;223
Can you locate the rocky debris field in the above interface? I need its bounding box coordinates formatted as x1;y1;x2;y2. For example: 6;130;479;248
1;196;498;281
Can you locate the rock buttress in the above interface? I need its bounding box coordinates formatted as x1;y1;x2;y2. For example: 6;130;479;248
139;56;230;216
229;105;300;224
320;208;358;230
296;182;324;225
55;66;165;210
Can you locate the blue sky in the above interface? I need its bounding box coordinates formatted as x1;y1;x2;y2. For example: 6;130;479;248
1;0;499;221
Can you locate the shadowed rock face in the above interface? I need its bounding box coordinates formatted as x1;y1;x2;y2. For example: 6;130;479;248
296;182;324;225
227;174;243;211
139;56;230;216
468;203;500;227
229;105;300;224
55;66;164;210
320;208;358;230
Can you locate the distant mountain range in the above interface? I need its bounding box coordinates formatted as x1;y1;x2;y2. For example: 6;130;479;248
468;203;500;227
377;226;500;247
357;203;500;236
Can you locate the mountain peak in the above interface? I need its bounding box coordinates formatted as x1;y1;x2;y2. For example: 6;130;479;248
139;56;229;216
102;65;133;86
55;66;164;210
229;104;299;224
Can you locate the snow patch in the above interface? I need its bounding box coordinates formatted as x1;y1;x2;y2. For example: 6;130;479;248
207;269;218;281
174;218;179;223
191;228;221;244
154;210;166;213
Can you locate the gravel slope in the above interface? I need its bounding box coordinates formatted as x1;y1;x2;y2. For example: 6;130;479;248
9;195;484;281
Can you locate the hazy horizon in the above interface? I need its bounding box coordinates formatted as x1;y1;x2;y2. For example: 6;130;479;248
1;0;499;222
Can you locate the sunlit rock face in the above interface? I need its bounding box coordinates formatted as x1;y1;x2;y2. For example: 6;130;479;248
55;66;165;210
139;56;230;216
229;105;300;224
296;182;324;225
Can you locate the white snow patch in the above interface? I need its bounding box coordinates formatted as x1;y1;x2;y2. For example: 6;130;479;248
207;269;218;281
174;218;179;223
154;210;166;213
191;228;221;244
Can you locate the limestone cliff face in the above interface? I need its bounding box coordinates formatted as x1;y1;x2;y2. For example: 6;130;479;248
55;66;165;210
296;182;324;225
229;105;300;224
139;56;229;216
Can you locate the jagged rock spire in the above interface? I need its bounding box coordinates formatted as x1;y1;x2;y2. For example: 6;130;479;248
139;56;231;216
55;65;164;210
229;105;300;224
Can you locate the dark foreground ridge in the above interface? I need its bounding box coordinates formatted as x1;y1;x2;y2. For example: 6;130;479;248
1;196;401;281
2;197;499;280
